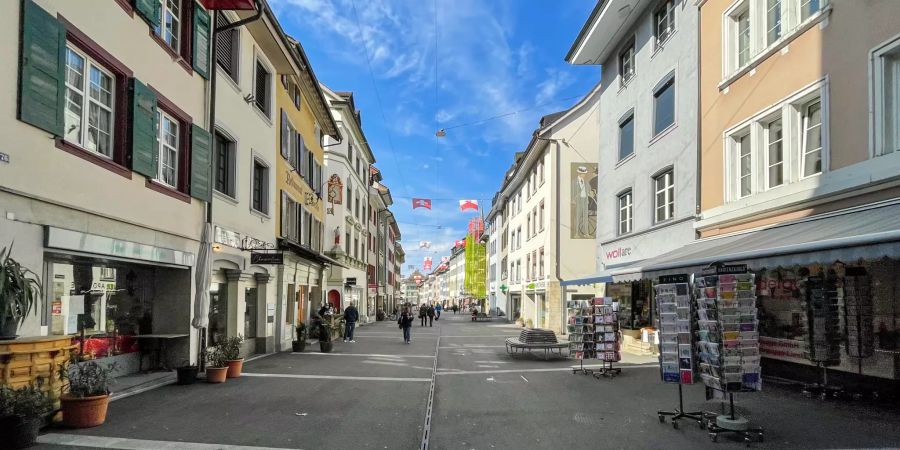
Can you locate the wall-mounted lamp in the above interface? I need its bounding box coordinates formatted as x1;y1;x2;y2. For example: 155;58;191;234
212;243;223;252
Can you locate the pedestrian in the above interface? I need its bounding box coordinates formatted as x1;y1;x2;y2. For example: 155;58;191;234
398;307;414;344
471;304;478;322
427;304;435;327
435;303;442;320
419;303;427;326
343;302;359;343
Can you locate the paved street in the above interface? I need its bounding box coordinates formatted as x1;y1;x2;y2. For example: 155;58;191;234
37;314;900;449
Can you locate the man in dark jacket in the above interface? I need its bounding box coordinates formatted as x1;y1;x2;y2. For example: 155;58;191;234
419;303;427;326
343;302;359;343
426;305;435;327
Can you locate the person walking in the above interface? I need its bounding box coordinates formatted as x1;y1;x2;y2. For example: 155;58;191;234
435;303;442;320
419;303;427;327
398;307;414;344
343;302;359;343
427;304;435;327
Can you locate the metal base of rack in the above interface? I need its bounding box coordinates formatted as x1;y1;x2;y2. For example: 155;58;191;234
701;393;764;445
572;358;595;375
658;384;704;430
592;360;621;378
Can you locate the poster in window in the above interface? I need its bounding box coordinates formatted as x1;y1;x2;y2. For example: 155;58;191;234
571;163;598;239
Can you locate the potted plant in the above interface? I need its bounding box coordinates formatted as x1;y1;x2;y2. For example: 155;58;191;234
59;360;114;428
220;335;244;378
318;322;333;353
0;245;42;339
292;322;308;352
175;360;199;385
204;347;228;383
0;384;52;449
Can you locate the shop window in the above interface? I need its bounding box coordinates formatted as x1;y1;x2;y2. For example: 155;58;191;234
244;287;257;338
209;283;227;346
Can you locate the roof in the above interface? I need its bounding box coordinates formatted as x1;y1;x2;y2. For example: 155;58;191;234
539;110;567;128
564;0;608;63
320;85;375;162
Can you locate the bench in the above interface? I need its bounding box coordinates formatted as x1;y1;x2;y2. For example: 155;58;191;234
505;329;568;360
471;313;493;321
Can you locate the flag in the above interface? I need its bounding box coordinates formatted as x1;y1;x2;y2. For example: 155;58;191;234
454;239;465;248
419;240;431;249
412;198;432;209
459;199;478;211
423;256;433;271
441;256;449;263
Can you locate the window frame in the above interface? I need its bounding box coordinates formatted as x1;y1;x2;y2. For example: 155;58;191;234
214;130;237;198
617;189;633;236
799;98;823;179
654;0;676;47
156;0;181;52
652;74;676;137
618;39;636;87
764;116;785;189
252;55;273;119
652;169;675;223
63;45;116;159
618;112;636;161
871;35;900;157
251;157;270;215
155;109;180;189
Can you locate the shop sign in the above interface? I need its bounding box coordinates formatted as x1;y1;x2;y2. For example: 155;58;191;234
250;251;283;265
658;274;689;284
90;281;117;292
759;336;806;361
214;226;242;248
605;246;632;260
345;277;357;286
702;264;748;275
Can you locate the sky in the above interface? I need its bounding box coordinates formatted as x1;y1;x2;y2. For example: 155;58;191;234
270;0;600;277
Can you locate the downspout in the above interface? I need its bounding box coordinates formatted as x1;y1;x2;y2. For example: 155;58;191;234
554;140;564;334
694;3;702;235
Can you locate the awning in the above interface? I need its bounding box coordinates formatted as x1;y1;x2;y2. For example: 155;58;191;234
278;239;349;269
560;260;646;286
620;200;900;279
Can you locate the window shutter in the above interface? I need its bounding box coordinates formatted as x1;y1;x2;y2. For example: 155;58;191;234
130;78;158;178
190;124;212;202
299;137;308;179
134;0;161;28
192;4;211;79
18;0;65;136
280;109;289;159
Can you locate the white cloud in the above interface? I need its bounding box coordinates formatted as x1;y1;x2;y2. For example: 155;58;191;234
535;69;575;105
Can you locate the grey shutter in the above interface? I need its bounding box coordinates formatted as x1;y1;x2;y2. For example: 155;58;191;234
192;4;211;79
280;109;289;159
18;0;65;136
190;124;212;202
134;0;161;28
130;78;158;178
299;137;308;179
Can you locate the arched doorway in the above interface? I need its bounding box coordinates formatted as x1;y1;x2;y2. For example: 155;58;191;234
327;290;341;311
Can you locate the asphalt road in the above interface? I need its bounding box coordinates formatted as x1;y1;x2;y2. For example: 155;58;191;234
36;313;900;449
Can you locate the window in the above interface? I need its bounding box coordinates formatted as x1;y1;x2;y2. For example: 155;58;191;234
345;231;351;255
765;119;784;188
63;46;114;157
215;133;236;197
526;179;531;199
526;254;531;280
538;248;544;278
155;0;181;51
254;60;271;116
736;8;751;67
653;76;675;135
654;0;675;45
766;0;782;45
354;236;359;260
216;16;239;81
281;192;302;242
874;39;900;156
799;0;822;22
517;226;522;248
347;142;354;163
532;208;537;237
526;215;531;240
618;190;633;235
653;170;675;223
252;159;268;214
619;41;635;84
531;250;537;281
737;133;753;197
801;100;823;177
156;111;179;188
539;159;545;185
619;114;635;160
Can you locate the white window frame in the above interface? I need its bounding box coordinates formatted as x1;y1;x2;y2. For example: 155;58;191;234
653;169;675;223
251;157;270;215
871;35;900;157
63;45;116;158
156;110;180;189
654;0;676;47
799;98;823;179
764;116;786;189
156;0;181;51
617;190;633;236
619;40;635;86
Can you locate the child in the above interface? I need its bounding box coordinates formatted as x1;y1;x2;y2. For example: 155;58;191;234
398;308;414;344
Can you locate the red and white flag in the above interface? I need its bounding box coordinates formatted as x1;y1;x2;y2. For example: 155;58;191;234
459;199;478;211
454;239;465;248
412;198;432;209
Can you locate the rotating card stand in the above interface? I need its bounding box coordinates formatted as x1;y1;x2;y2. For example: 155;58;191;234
567;299;596;375
592;298;621;378
801;271;844;400
655;276;703;429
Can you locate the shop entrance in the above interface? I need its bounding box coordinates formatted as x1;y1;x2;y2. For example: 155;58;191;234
327;290;341;311
244;287;258;339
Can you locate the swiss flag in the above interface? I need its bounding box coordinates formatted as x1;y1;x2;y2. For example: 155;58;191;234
412;198;432;209
459;199;478;211
455;239;465;248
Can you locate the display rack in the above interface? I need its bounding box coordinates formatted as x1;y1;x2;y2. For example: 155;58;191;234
655;274;703;429
567;299;595;375
592;297;621;378
844;267;874;375
802;270;843;398
695;266;763;444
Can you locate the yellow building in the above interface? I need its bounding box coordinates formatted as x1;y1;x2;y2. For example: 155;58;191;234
273;35;340;349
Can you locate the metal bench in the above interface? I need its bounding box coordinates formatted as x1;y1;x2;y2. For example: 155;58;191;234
505;329;568;360
472;313;493;321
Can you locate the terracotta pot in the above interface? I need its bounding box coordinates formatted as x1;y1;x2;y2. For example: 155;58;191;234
205;367;228;383
60;393;109;428
225;359;244;378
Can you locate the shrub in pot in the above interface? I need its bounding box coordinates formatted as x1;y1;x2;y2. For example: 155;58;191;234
292;322;307;352
59;360;114;428
318;323;333;353
176;361;199;385
204;347;228;383
0;245;42;340
0;383;52;449
219;335;244;378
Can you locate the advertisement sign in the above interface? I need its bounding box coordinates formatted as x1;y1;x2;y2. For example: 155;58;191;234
250;252;284;265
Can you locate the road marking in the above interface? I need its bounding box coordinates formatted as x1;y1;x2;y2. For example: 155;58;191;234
420;335;440;450
435;364;659;376
521;375;529;382
243;372;431;382
437;345;506;349
291;352;435;358
341;335;438;339
37;434;290;449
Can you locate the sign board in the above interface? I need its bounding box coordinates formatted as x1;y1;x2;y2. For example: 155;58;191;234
701;264;748;275
345;277;357;286
251;252;284;265
658;274;689;284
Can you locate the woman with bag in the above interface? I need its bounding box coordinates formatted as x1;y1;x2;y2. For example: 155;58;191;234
398;307;414;344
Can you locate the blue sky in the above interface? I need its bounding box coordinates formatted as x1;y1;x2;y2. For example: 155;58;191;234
270;0;600;276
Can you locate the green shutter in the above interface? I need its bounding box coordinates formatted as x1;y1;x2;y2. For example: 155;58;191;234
134;0;160;28
130;78;158;178
18;0;65;136
192;4;211;79
190;124;212;202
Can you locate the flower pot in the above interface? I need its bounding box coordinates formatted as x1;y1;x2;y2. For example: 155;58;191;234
60;393;110;428
0;416;42;449
225;359;244;378
319;340;333;353
0;316;18;340
205;367;228;383
292;340;306;352
176;365;199;385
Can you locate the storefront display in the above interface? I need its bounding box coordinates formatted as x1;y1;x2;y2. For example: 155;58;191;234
655;274;703;429
609;280;653;330
567;299;595;361
593;297;621;368
843;267;875;361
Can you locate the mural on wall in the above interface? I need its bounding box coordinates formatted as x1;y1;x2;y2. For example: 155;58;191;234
571;163;598;239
